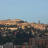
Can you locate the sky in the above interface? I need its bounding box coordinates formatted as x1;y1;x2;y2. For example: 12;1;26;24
0;0;48;24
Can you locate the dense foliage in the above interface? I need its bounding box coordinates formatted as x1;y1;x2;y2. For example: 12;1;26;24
0;25;48;45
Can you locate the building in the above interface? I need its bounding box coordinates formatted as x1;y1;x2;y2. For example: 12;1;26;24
5;42;13;48
29;38;48;48
0;19;25;25
29;38;38;48
0;45;4;48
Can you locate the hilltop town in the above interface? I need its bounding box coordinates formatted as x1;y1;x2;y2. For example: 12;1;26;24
0;19;48;30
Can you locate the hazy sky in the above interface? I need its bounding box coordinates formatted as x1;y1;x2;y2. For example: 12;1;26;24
0;0;48;24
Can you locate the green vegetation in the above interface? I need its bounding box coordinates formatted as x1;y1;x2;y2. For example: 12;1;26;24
0;24;5;28
0;25;48;45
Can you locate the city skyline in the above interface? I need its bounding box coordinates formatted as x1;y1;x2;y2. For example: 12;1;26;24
0;0;48;24
0;19;48;24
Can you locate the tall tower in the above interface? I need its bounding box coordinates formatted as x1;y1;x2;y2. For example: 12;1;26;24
38;21;40;24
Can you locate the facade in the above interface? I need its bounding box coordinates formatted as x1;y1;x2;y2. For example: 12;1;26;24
29;38;48;48
39;39;48;48
29;38;39;48
5;42;13;48
8;28;18;30
0;45;4;48
0;19;24;25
